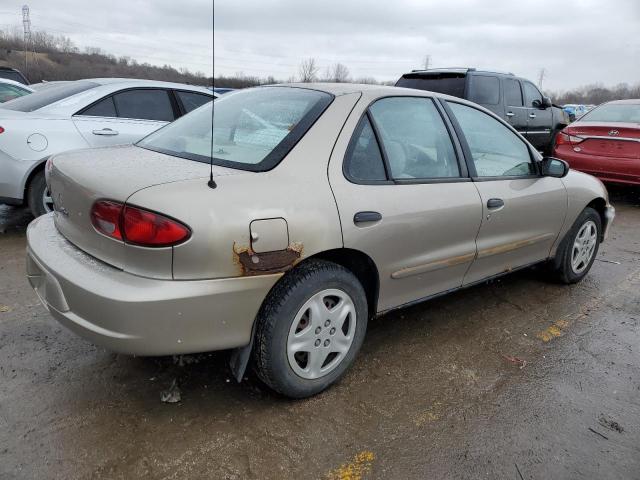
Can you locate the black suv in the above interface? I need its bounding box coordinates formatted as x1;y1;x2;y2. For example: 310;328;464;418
396;68;568;153
0;67;29;85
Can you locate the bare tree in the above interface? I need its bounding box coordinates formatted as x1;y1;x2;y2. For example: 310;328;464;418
298;57;319;83
330;63;350;83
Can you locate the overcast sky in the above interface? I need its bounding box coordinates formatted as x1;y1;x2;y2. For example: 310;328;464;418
214;0;640;92
0;0;213;76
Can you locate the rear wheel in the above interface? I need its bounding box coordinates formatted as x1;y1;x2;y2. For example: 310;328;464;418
27;171;53;218
253;259;368;398
551;207;601;284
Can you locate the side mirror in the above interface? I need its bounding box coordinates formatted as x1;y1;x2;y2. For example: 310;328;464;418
542;96;552;108
541;157;569;178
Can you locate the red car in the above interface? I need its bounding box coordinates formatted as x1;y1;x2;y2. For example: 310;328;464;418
553;99;640;185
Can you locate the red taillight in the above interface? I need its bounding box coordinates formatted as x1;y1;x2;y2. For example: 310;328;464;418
0;126;4;134
91;200;123;240
555;131;584;147
122;205;190;246
90;201;190;247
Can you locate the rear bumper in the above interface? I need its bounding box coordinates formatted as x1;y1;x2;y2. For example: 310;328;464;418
26;214;281;355
554;145;640;185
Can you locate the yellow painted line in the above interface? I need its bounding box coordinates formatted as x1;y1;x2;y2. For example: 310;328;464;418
413;401;444;426
326;451;375;480
537;318;569;342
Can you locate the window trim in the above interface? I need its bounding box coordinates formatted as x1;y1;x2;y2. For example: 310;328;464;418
74;86;179;121
343;95;470;186
440;99;541;180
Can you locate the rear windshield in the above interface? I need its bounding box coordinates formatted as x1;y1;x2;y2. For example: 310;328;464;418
1;80;98;112
140;86;333;171
396;73;466;98
579;103;640;123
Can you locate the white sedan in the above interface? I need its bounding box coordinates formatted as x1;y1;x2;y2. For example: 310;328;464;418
0;78;212;216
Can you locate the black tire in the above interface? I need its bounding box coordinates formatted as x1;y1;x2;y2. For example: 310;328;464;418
252;259;368;398
27;170;48;218
551;207;601;284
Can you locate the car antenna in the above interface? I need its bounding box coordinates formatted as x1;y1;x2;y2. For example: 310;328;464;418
208;100;217;189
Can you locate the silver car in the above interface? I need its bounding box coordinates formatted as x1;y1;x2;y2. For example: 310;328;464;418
0;78;212;216
26;84;614;398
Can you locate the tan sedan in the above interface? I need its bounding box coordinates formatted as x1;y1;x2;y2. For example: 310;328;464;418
26;84;614;398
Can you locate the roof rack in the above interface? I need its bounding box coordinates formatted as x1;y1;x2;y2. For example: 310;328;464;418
409;67;514;76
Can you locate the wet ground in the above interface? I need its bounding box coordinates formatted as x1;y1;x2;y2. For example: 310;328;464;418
1;188;639;480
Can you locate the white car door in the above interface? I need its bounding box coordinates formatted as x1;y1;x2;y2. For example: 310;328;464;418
72;88;176;147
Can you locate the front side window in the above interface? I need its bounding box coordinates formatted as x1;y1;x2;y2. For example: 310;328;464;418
368;97;459;179
344;116;387;182
504;78;523;107
448;102;535;177
469;75;500;105
523;82;542;107
113;89;175;121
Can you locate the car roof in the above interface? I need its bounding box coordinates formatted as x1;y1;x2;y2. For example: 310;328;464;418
605;99;640;105
81;78;211;92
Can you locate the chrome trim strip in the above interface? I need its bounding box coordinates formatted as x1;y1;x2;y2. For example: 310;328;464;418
476;233;555;259
576;135;640;143
392;252;476;279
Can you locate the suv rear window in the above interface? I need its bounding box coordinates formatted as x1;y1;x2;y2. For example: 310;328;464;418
395;73;466;98
1;81;98;112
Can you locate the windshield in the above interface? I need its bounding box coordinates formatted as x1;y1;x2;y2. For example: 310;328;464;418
139;86;333;171
579;103;640;123
0;80;98;112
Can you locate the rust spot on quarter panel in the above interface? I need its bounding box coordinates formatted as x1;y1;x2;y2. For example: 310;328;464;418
233;242;303;276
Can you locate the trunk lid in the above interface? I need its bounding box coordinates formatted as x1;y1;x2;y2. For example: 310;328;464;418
567;122;640;159
49;144;244;277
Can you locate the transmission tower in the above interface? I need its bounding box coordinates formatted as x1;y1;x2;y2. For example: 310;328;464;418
22;5;31;73
538;68;546;90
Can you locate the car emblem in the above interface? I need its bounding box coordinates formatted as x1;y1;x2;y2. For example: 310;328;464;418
608;130;619;136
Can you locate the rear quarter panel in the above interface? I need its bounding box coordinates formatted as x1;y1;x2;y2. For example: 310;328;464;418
126;92;362;280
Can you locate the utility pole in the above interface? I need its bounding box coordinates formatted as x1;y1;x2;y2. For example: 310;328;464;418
423;55;431;70
538;68;546;90
22;5;31;74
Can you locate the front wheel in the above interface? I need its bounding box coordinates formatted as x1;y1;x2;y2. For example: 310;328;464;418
552;207;601;284
252;259;368;398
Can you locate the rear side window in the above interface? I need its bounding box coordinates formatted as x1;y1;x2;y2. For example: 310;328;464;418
504;79;523;107
113;89;175;121
369;97;459;179
448;102;534;177
468;75;500;105
344;116;387;182
80;97;117;117
523;82;542;107
176;91;212;113
395;73;466;98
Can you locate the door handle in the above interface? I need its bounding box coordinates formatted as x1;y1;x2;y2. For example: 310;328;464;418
487;198;504;209
528;113;537;119
92;128;119;136
353;211;382;225
506;112;515;117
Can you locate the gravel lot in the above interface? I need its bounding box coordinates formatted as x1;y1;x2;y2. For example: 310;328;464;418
1;187;639;480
